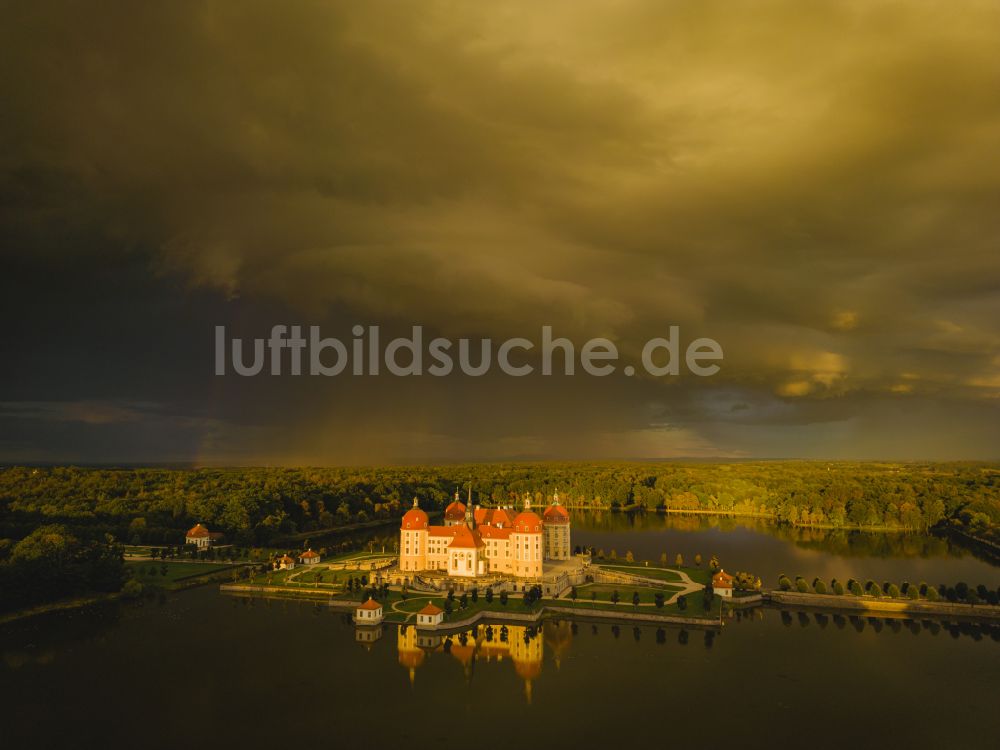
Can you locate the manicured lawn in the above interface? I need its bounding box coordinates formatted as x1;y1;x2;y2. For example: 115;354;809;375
126;561;234;586
680;567;712;585
557;583;721;618
239;562;391;589
289;567;359;585
597;565;683;582
592;559;712;585
382;585;722;623
124;545;158;557
326;550;395;564
567;583;680;603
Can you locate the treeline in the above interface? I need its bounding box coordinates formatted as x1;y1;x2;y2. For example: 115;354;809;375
0;461;998;546
777;574;1000;605
0;524;126;614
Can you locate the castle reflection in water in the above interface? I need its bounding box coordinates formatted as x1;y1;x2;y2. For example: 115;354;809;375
350;607;1000;703
357;620;573;702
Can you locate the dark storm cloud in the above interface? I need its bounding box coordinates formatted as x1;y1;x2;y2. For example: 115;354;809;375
2;0;999;462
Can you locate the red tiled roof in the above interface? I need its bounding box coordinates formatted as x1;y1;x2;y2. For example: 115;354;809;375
479;525;512;540
448;526;485;549
513;511;543;533
444;501;467;521
418;602;443;616
401;507;429;530
428;526;459;537
186;523;209;538
474;507;514;527
299;549;320;559
712;570;734;588
358;598;382;611
543;503;570;523
278;555;295;564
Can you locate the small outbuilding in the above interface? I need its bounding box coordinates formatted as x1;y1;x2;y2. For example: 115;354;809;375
185;523;211;548
299;549;321;565
712;569;734;598
276;554;296;571
355;598;384;624
416;601;445;628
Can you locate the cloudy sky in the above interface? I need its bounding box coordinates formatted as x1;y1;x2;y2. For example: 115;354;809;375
2;0;999;464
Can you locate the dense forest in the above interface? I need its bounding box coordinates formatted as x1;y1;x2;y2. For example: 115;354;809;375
0;524;126;614
1;461;998;548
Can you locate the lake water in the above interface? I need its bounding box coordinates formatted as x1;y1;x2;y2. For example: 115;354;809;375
572;511;1000;589
3;516;999;749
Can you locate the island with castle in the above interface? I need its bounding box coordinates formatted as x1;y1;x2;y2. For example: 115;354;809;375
220;487;746;641
397;490;573;583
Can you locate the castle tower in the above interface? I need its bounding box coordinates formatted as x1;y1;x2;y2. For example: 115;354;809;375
543;488;571;560
399;497;429;572
512;494;543;578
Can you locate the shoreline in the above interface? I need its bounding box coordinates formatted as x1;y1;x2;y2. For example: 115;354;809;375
0;566;243;626
220;582;1000;625
219;584;724;629
0;592;122;626
763;589;1000;621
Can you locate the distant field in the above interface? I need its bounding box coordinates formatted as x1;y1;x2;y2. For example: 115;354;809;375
126;561;233;586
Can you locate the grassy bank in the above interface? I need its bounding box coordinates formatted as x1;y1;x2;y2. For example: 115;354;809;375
126;561;239;590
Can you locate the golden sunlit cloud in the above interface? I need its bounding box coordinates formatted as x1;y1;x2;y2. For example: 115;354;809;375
1;0;999;461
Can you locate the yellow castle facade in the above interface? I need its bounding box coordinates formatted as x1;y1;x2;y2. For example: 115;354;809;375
399;491;571;579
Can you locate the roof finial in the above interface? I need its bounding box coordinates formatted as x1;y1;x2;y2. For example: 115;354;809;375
524;492;531;510
553;488;559;505
412;496;419;508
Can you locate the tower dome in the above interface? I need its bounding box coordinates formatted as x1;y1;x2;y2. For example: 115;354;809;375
444;490;467;523
543;501;570;524
513;511;542;532
513;492;542;532
401;497;429;530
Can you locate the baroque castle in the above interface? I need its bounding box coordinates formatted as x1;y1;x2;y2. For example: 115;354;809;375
399;490;571;578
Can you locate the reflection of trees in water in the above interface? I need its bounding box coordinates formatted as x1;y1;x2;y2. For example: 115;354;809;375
572;510;986;562
777;526;955;559
573;511;767;534
777;608;1000;642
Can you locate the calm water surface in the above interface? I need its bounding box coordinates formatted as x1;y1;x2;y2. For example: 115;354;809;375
573;511;1000;587
3;518;999;749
